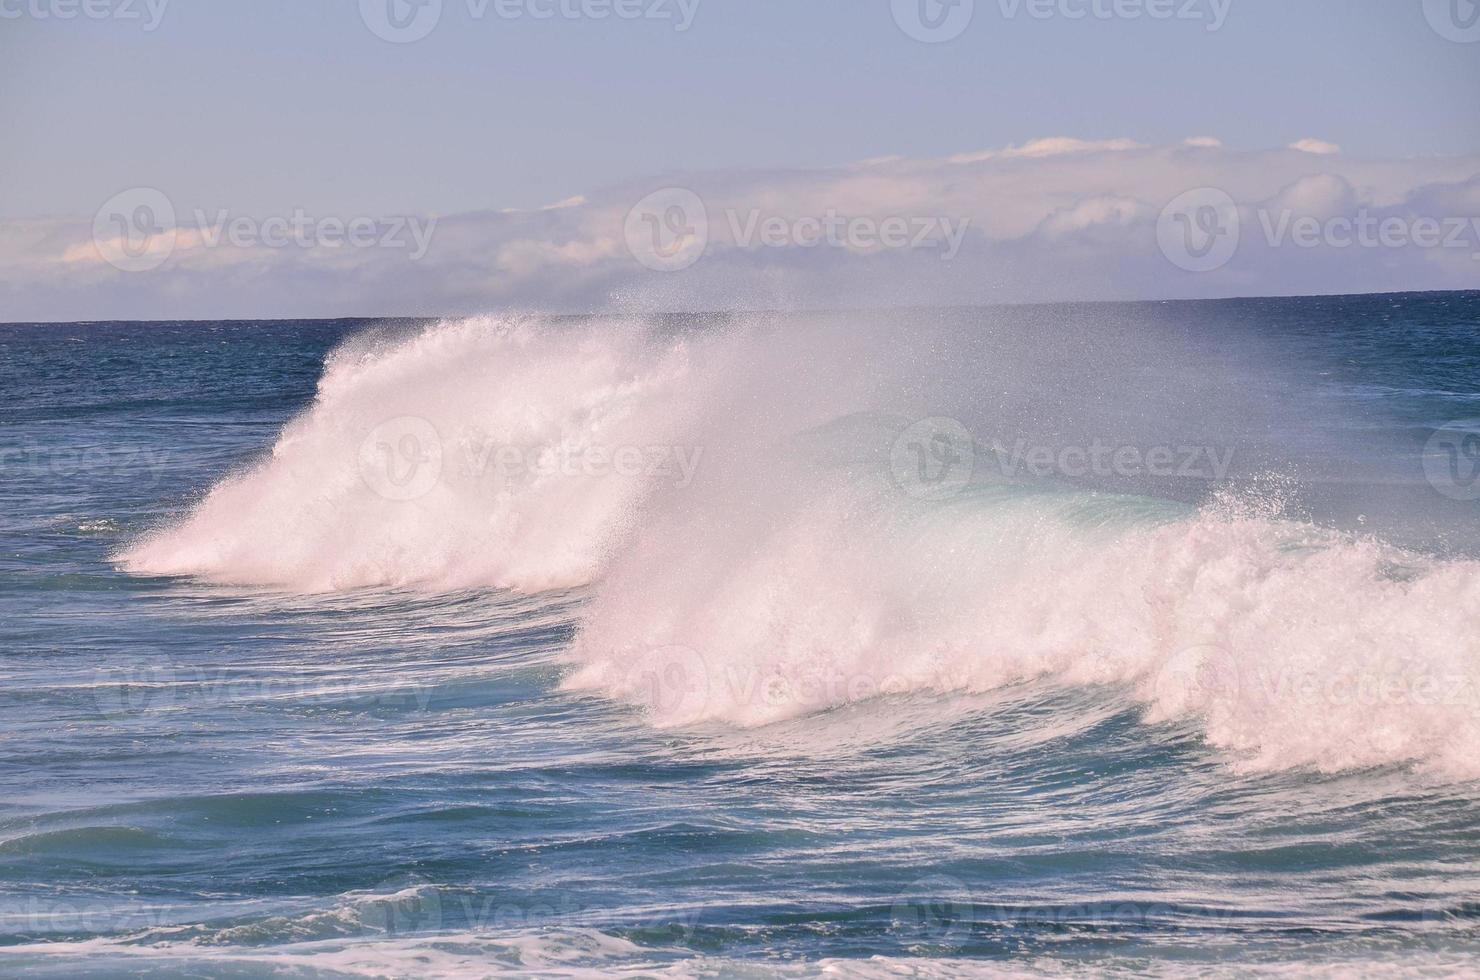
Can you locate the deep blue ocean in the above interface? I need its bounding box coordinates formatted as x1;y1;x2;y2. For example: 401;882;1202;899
3;293;1480;977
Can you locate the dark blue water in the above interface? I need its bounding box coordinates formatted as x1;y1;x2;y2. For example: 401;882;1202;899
3;294;1480;977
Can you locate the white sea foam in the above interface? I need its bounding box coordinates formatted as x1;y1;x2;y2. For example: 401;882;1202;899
5;932;1476;978
122;315;710;592
119;314;1480;780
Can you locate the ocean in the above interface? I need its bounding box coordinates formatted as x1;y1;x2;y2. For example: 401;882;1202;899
2;292;1480;977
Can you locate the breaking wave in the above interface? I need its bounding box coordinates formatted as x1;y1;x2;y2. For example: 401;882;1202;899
118;313;1480;780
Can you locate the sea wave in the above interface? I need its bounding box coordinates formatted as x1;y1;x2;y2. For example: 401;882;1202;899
118;314;1480;780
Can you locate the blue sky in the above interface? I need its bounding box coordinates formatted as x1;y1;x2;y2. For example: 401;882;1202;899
3;0;1477;220
1;0;1478;319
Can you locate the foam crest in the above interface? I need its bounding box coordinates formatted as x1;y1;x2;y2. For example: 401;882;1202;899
121;314;1480;779
121;316;710;592
567;470;1480;778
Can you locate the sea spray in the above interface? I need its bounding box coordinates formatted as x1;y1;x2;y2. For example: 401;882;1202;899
119;311;1480;779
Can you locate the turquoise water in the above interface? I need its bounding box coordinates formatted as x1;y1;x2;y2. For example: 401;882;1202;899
3;294;1480;976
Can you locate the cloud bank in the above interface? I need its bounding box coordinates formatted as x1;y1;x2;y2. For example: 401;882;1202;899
3;137;1478;321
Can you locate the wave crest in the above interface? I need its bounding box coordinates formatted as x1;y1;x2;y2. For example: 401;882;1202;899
120;314;1480;779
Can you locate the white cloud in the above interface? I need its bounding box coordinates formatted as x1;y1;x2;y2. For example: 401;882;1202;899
1035;195;1151;238
1288;138;1343;155
1262;174;1358;220
3;138;1478;322
945;136;1143;165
